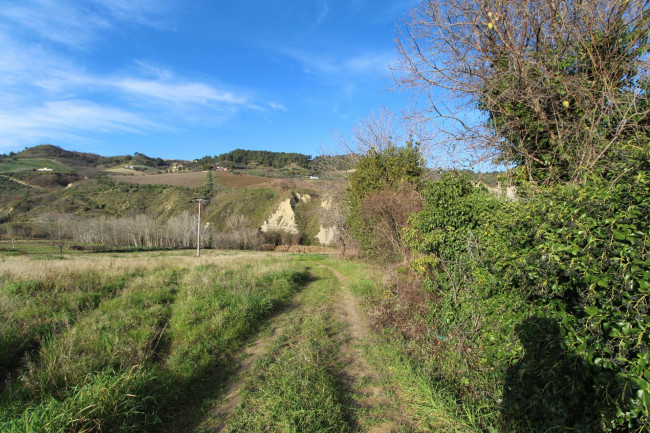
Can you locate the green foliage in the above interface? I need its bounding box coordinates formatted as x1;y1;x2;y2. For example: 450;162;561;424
405;171;501;266
200;149;312;169
403;173;522;429
0;177;32;198
506;173;650;431
478;2;650;183
346;139;425;261
347;139;423;209
402;168;650;431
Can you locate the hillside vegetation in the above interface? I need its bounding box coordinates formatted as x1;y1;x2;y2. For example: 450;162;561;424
338;1;650;431
198;149;312;169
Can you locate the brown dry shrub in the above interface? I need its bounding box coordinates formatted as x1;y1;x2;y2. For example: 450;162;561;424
273;245;337;253
261;230;301;246
357;182;423;263
366;269;443;360
258;243;276;251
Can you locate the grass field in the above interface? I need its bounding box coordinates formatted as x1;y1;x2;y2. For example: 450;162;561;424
0;158;71;173
0;247;477;432
0;249;313;432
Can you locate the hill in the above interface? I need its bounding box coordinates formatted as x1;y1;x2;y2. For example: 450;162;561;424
0;145;175;175
198;149;312;169
0;145;341;249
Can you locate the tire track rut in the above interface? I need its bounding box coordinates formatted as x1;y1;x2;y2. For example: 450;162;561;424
323;265;412;433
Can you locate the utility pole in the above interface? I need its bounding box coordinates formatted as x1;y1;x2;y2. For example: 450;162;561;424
192;198;208;257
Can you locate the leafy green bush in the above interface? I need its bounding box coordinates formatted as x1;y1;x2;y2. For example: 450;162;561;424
402;169;650;431
346;139;424;262
403;172;523;428
507;173;650;431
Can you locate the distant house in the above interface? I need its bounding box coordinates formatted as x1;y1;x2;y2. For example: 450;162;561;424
124;165;135;169
37;167;53;172
170;163;185;172
213;165;229;172
309;175;319;180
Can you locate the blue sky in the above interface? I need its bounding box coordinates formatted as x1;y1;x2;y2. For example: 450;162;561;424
0;0;417;160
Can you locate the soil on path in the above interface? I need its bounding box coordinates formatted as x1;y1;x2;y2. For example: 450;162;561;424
202;280;310;432
203;264;414;433
323;265;413;433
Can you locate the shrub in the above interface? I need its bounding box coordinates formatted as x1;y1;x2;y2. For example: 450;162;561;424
347;139;424;262
402;169;650;431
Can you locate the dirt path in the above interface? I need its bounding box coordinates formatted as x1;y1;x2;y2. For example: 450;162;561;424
202;284;309;431
0;175;42;189
323;265;412;433
202;264;413;433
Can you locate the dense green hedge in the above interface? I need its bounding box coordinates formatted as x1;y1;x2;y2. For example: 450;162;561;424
404;170;649;431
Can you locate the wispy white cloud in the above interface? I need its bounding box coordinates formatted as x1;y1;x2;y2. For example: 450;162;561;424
342;52;396;74
0;0;171;49
112;77;249;106
310;0;330;30
0;100;162;148
0;31;250;107
0;35;279;148
1;0;106;49
0;0;285;149
282;48;395;76
90;0;174;27
269;102;287;112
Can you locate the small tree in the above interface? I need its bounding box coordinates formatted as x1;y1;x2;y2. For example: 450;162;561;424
346;138;425;262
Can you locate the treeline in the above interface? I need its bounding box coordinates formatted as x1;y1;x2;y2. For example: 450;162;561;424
1;145;170;169
199;149;312;169
5;213;290;251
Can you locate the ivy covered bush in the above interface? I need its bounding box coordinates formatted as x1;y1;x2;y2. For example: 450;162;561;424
509;171;650;431
403;169;649;431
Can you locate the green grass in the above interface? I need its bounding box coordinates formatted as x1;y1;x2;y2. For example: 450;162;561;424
166;262;309;382
18;268;182;399
0;254;313;432
2;367;164;433
319;258;497;433
0;158;71;173
0;177;32;195
221;267;353;433
0;270;132;370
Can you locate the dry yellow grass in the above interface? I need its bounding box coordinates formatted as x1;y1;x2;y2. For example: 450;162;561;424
104;167;147;175
0;250;276;281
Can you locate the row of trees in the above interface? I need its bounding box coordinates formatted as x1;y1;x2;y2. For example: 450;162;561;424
30;212;264;251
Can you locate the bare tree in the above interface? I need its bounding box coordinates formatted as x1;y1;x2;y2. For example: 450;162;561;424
323;108;430;170
395;0;650;183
